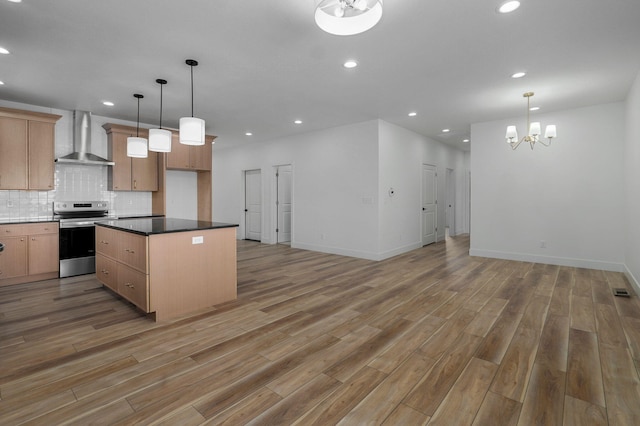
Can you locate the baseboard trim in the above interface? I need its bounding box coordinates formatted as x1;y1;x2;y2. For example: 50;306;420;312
624;266;640;296
469;248;625;272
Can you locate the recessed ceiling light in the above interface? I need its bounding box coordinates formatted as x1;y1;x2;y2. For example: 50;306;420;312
343;60;358;69
7;0;23;3
497;1;520;14
294;120;303;124
463;139;470;143
408;112;417;117
442;128;450;133
511;72;526;78
102;101;114;106
245;132;253;136
529;106;540;111
0;47;10;55
0;81;4;85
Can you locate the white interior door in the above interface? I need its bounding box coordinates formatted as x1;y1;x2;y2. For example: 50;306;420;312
422;164;437;246
276;165;292;243
245;169;262;241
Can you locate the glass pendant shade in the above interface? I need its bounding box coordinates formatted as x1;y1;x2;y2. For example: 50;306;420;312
148;128;172;152
127;136;148;158
315;0;383;36
544;124;557;139
180;117;205;146
529;122;541;136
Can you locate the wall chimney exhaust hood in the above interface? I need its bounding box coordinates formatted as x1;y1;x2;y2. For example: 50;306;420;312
55;110;115;166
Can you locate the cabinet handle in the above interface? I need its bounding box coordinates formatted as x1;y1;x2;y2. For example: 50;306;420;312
125;248;135;254
133;180;137;189
102;269;109;275
31;237;36;241
20;238;25;242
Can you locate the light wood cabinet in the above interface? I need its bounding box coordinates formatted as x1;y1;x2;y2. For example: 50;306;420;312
103;123;158;192
0;107;61;190
166;132;214;171
95;223;237;321
0;236;28;280
0;222;59;286
95;225;150;312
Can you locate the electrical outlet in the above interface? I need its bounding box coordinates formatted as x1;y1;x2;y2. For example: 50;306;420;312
192;236;203;244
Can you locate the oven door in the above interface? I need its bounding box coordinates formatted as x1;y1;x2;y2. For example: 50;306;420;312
59;224;96;277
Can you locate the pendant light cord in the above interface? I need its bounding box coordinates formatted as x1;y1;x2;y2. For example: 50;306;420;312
136;96;140;137
159;83;164;129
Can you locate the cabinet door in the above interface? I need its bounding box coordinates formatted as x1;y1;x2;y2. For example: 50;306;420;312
108;132;132;190
117;263;149;311
0;116;28;189
166;133;191;170
28;121;56;190
131;151;158;191
28;233;59;275
190;142;212;171
0;236;28;280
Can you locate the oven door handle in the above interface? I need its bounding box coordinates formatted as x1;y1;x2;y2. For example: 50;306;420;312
60;221;96;228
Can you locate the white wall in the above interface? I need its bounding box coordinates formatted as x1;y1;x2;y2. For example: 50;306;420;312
624;71;640;292
213;119;469;261
470;102;626;271
213;120;380;259
378;121;469;258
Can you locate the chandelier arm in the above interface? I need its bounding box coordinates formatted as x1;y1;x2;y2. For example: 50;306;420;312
510;139;522;150
538;138;551;147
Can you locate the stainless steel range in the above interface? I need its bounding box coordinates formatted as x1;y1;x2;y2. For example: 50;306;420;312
54;201;115;278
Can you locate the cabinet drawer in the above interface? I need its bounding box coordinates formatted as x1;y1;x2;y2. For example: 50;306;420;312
117;263;149;311
0;224;25;236
95;226;118;259
118;232;147;273
96;254;117;291
23;222;58;235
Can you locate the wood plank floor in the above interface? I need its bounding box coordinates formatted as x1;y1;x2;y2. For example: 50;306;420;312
1;235;640;425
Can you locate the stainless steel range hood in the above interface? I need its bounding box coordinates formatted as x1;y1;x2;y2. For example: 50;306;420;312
55;110;115;166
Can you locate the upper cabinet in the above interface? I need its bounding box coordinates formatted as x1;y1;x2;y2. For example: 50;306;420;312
103;123;158;191
0;107;61;190
166;132;215;171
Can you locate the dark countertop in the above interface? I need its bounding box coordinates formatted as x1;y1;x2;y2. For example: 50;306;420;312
0;216;58;225
96;217;239;236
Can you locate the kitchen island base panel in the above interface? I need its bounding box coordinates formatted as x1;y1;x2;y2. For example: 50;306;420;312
149;227;237;321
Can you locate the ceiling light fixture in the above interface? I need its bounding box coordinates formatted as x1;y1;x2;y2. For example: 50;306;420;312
245;132;253;136
497;1;520;14
149;78;172;152
506;92;557;150
511;72;526;78
315;0;383;36
0;47;10;55
180;59;205;146
0;81;4;85
294;120;303;124
127;94;148;158
463;139;470;143
103;101;114;106
408;112;417;117
442;128;450;133
343;60;358;68
529;106;540;111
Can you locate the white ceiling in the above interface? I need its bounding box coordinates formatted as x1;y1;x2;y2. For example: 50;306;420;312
1;0;639;152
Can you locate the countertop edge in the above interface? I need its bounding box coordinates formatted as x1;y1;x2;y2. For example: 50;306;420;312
96;219;239;236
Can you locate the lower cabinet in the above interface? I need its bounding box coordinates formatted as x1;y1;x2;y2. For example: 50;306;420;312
0;222;59;286
95;226;150;312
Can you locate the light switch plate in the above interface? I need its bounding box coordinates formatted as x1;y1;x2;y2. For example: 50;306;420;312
192;236;204;244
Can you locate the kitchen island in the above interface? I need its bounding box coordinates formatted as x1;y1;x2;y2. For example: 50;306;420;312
95;218;238;321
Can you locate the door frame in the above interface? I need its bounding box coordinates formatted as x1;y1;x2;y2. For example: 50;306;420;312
446;168;455;237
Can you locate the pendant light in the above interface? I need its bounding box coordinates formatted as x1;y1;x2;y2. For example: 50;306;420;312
180;59;205;146
148;79;172;152
127;93;148;158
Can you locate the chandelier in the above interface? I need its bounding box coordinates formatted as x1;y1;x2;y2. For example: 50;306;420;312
506;92;557;150
315;0;383;36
